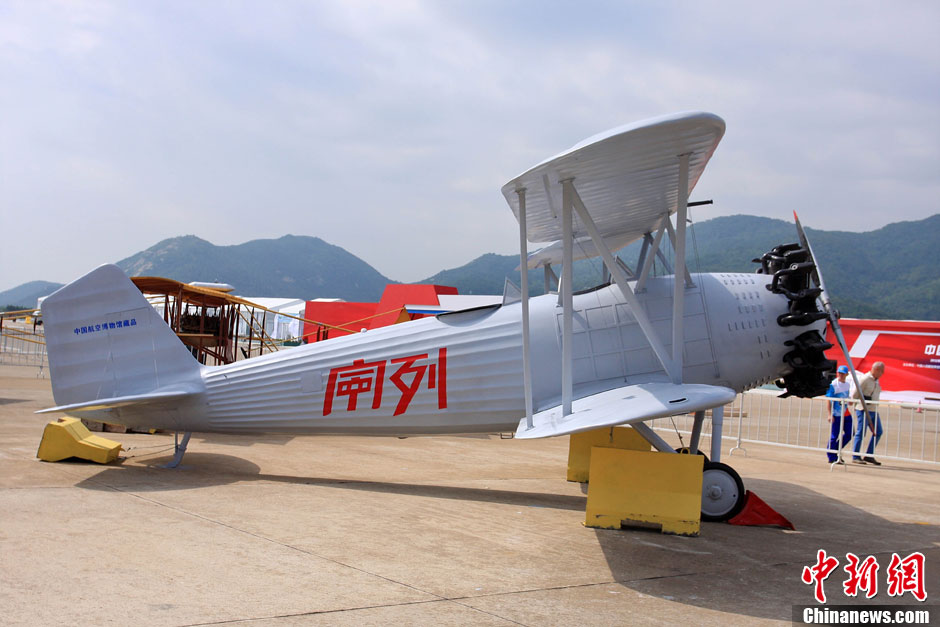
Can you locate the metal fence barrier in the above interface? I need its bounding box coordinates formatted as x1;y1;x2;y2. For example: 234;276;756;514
0;323;47;369
651;389;940;466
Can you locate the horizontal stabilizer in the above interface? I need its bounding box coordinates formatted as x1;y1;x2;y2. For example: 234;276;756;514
515;382;736;439
36;385;201;415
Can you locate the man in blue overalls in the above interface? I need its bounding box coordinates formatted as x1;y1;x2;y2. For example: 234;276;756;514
825;365;852;464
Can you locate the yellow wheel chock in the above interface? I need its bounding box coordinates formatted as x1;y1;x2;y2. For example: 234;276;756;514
37;417;122;464
583;447;704;536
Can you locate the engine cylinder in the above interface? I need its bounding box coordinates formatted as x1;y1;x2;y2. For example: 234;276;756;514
755;243;836;397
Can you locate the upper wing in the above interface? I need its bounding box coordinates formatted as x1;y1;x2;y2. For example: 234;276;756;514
515;382;736;439
501;111;725;246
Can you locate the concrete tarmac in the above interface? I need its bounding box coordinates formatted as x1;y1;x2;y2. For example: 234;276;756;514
1;364;937;625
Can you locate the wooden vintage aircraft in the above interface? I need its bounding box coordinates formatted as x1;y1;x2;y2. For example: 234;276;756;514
39;112;849;521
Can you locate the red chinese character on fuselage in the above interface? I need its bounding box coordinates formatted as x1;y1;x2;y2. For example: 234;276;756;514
323;358;386;415
389;348;447;416
322;349;447;417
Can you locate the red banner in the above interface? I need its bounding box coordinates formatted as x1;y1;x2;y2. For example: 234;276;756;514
824;319;940;399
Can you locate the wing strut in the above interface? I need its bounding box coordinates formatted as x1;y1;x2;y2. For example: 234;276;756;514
636;233;651;275
561;179;575;415
563;179;680;385
636;212;696;294
664;209;694;288
516;188;535;429
671;152;691;375
544;265;558;293
635;216;669;292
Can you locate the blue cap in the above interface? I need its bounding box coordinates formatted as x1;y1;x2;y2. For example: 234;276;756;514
837;365;849;374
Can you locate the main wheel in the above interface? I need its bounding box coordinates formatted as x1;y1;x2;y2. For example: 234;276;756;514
675;447;710;463
701;461;746;522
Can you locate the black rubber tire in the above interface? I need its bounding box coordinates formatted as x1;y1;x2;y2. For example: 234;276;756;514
700;461;746;522
675;447;710;464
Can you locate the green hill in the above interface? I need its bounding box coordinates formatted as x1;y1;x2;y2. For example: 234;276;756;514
0;281;64;310
2;215;937;320
685;214;940;320
115;234;392;301
422;214;940;320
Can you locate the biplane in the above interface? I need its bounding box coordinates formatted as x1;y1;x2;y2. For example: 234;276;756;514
39;111;855;521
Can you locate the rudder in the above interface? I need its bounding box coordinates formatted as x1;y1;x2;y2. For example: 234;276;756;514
41;265;201;408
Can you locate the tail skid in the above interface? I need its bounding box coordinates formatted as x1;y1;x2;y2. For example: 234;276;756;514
39;265;203;423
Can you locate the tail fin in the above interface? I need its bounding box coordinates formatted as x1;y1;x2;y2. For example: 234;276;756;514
41;264;202;409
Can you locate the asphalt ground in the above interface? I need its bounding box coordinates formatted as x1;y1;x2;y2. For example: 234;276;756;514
1;364;937;626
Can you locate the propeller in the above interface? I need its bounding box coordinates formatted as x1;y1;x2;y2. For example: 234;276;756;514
792;211;875;431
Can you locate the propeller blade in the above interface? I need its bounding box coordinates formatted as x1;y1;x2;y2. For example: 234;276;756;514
792;211;875;429
793;211;829;312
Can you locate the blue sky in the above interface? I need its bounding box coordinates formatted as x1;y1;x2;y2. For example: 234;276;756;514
1;1;937;291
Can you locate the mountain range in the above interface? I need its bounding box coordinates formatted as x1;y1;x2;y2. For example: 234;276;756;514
422;214;939;320
2;214;937;320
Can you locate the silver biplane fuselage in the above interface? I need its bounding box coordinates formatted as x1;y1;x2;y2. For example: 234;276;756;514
40;266;813;436
202;271;804;435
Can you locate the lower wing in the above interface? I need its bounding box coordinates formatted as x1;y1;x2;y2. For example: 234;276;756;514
515;382;736;439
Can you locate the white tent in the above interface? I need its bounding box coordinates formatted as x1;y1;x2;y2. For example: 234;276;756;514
236;297;306;341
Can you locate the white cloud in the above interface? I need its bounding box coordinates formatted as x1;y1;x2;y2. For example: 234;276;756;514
0;0;937;290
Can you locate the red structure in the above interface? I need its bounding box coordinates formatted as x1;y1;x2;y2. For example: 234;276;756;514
303;284;458;342
824;318;940;400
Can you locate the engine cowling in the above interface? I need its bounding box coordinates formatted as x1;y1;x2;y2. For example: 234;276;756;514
755;243;836;397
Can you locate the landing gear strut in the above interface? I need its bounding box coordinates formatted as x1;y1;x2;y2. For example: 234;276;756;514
638;409;746;522
675;447;710;463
